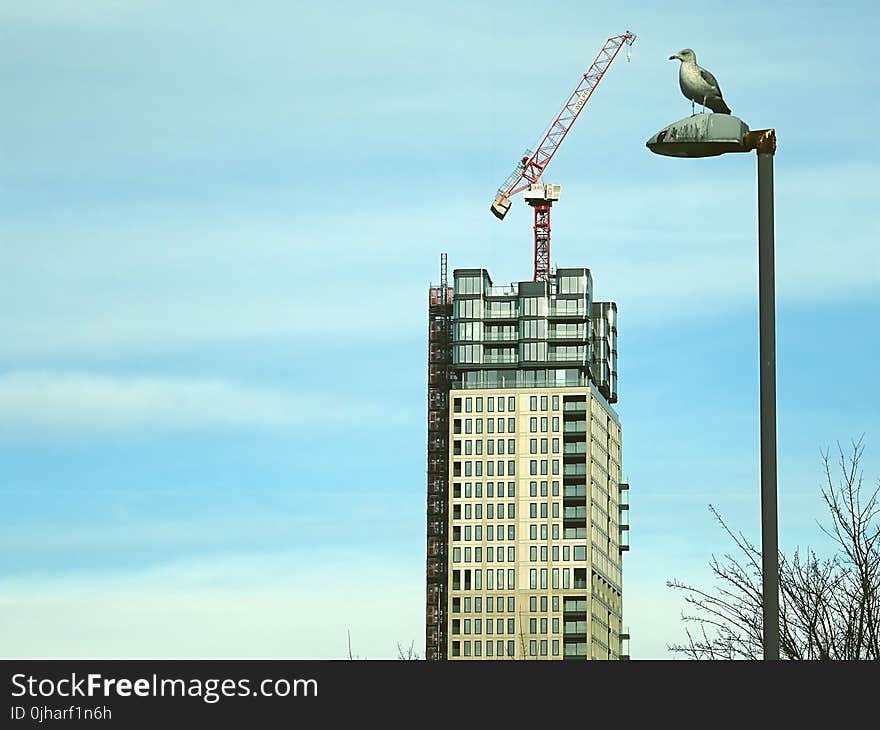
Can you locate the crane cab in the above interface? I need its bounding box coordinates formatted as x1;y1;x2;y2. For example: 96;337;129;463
523;183;562;206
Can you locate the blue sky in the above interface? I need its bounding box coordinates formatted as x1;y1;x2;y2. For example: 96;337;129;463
1;0;877;658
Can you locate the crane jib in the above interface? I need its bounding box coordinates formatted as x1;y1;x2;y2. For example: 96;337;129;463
488;29;636;281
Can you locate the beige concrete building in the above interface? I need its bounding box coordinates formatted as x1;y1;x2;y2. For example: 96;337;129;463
426;265;630;661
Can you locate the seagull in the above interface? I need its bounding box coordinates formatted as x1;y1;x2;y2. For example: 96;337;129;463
669;48;731;115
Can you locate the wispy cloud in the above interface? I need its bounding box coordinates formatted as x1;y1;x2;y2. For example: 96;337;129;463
0;551;423;658
0;372;398;435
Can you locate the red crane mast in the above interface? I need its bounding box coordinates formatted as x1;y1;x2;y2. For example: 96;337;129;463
491;30;636;282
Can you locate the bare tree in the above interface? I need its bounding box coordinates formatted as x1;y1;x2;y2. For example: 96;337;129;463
667;438;879;659
346;629;365;660
396;641;421;660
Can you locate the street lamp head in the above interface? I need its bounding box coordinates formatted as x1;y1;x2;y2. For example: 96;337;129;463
646;112;751;158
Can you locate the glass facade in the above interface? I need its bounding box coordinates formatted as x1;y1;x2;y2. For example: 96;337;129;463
451;268;618;404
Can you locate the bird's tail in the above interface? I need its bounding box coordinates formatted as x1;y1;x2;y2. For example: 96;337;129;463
716;99;731;115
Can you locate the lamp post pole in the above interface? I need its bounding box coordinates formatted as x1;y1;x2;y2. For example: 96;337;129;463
647;118;780;659
749;128;779;660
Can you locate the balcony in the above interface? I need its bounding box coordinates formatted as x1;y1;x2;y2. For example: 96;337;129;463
486;284;517;297
482;332;518;343
548;329;586;341
563;420;587;434
563;401;587;413
563;484;587;499
483;352;518;364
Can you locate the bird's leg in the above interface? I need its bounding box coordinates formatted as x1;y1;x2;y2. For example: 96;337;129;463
691;99;695;116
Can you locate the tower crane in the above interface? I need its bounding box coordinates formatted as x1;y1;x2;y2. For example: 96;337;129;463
490;30;636;282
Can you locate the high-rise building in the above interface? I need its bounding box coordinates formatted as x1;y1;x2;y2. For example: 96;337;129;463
426;261;630;660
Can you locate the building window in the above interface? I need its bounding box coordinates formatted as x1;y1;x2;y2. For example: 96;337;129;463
530;461;538;476
508;396;515;411
507;417;515;432
552;395;559;411
452;641;460;657
530;417;538;433
540;395;548;411
529;640;537;657
530;395;538;411
530;569;537;589
552;416;559;432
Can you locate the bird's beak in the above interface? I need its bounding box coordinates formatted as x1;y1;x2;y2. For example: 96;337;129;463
668;54;678;61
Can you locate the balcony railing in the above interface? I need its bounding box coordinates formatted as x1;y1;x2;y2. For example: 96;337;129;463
482;333;518;342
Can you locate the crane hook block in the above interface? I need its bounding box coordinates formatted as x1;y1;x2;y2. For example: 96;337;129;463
491;195;512;220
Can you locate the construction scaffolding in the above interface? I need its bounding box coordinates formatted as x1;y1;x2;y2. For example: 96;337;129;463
425;253;453;661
